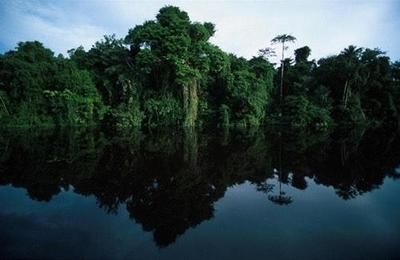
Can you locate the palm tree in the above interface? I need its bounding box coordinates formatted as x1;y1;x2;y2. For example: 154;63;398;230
271;34;296;102
340;45;362;108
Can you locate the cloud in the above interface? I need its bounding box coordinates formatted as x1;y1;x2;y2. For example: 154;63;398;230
0;0;399;61
0;1;106;54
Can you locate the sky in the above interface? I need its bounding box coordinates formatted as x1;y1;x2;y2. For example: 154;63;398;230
0;0;399;62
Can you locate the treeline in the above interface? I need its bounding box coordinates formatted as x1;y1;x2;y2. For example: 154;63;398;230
0;6;399;130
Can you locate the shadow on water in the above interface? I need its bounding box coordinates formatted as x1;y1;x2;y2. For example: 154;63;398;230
0;126;400;247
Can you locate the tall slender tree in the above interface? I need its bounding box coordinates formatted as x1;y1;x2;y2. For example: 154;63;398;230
340;45;362;109
271;34;296;102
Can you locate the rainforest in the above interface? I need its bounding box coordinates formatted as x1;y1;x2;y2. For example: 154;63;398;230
1;4;400;259
1;6;399;131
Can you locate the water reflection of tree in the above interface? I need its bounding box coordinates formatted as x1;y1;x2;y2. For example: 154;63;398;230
257;133;293;205
314;127;400;199
267;174;293;205
0;126;399;247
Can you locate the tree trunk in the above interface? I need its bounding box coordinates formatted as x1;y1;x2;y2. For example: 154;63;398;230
183;78;198;127
343;80;349;108
0;94;9;116
280;42;285;103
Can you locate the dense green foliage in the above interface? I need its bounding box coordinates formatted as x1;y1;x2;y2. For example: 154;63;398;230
0;6;399;131
271;44;400;131
0;41;105;127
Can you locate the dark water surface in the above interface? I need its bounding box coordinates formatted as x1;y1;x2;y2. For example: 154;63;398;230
0;127;399;259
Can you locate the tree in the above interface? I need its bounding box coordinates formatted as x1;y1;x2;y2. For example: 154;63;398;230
340;45;363;109
258;47;276;61
125;6;215;127
294;46;311;63
271;34;296;102
0;41;105;127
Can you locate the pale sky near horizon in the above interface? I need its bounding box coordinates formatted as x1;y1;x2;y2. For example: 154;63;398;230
0;0;399;63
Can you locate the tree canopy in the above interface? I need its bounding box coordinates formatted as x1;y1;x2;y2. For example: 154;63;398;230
0;6;399;132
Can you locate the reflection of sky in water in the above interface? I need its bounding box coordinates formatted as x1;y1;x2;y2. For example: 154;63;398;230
0;186;155;259
1;175;399;260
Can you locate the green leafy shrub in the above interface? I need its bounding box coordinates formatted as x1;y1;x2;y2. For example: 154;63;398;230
282;95;331;131
143;96;182;127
